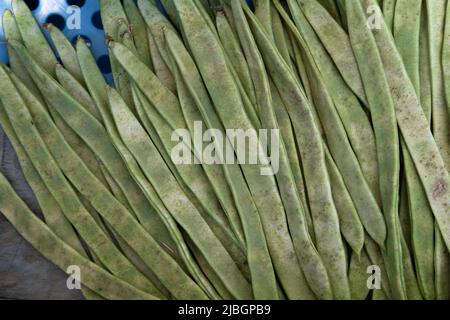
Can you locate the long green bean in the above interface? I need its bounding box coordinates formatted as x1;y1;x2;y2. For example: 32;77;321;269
232;0;331;299
277;0;381;204
12;0;58;76
297;0;367;105
0;172;158;300
235;0;349;299
395;0;436;300
46;24;84;85
347;0;404;299
175;0;316;300
107;86;252;300
362;0;450;257
165;29;279;300
0;64;164;298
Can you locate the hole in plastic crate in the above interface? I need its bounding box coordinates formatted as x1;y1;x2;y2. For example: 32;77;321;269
91;11;103;30
46;14;66;31
66;0;86;8
24;0;40;11
97;55;112;74
71;35;91;47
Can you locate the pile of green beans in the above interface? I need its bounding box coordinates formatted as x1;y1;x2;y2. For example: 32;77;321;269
0;0;449;300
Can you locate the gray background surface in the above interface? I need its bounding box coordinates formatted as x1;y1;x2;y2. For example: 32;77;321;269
0;126;83;300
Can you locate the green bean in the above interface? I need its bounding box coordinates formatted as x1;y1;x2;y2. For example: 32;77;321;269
131;85;182;180
324;146;365;256
233;0;333;299
187;237;234;300
233;0;332;299
130;86;222;300
12;39;177;261
383;0;396;31
11;65;153;290
398;181;412;251
393;0;422;93
221;1;238;35
419;3;433;121
123;0;152;69
400;232;423;300
427;0;450;170
301;24;386;250
132;84;248;269
12;0;58;76
110;42;244;252
12;3;109;194
169;61;246;247
10;64;210;300
270;4;298;77
159;0;181;28
434;230;450;299
194;0;221;40
99;0;131;102
297;0;367;105
137;0;174;68
137;0;177;93
395;0;436;300
99;163;133;211
334;0;347;31
348;250;371;300
443;1;450;118
107;86;252;300
236;0;352;299
0;101;88;264
55;64;102;122
2;9;42;103
317;0;342;24
175;0;316;299
114;20;138;113
216;11;257;107
0;64;165;298
58;44;216;298
372;289;389;300
165;29;279;300
254;0;273;39
193;1;262;128
0;172;158;300
288;32;313;101
277;0;381;205
347;0;405;299
362;0;450;258
45;24;84;86
269;79;313;237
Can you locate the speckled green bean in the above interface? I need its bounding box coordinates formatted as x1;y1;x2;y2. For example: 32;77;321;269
297;0;367;105
235;0;349;299
165;29;280;300
0;64;164;298
46;24;84;85
12;0;58;76
347;0;404;299
0;172;158;300
108;86;252;300
362;0;450;262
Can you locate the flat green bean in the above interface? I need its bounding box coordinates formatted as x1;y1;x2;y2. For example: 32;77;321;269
347;0;404;299
0;172;158;300
165;29;280;300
